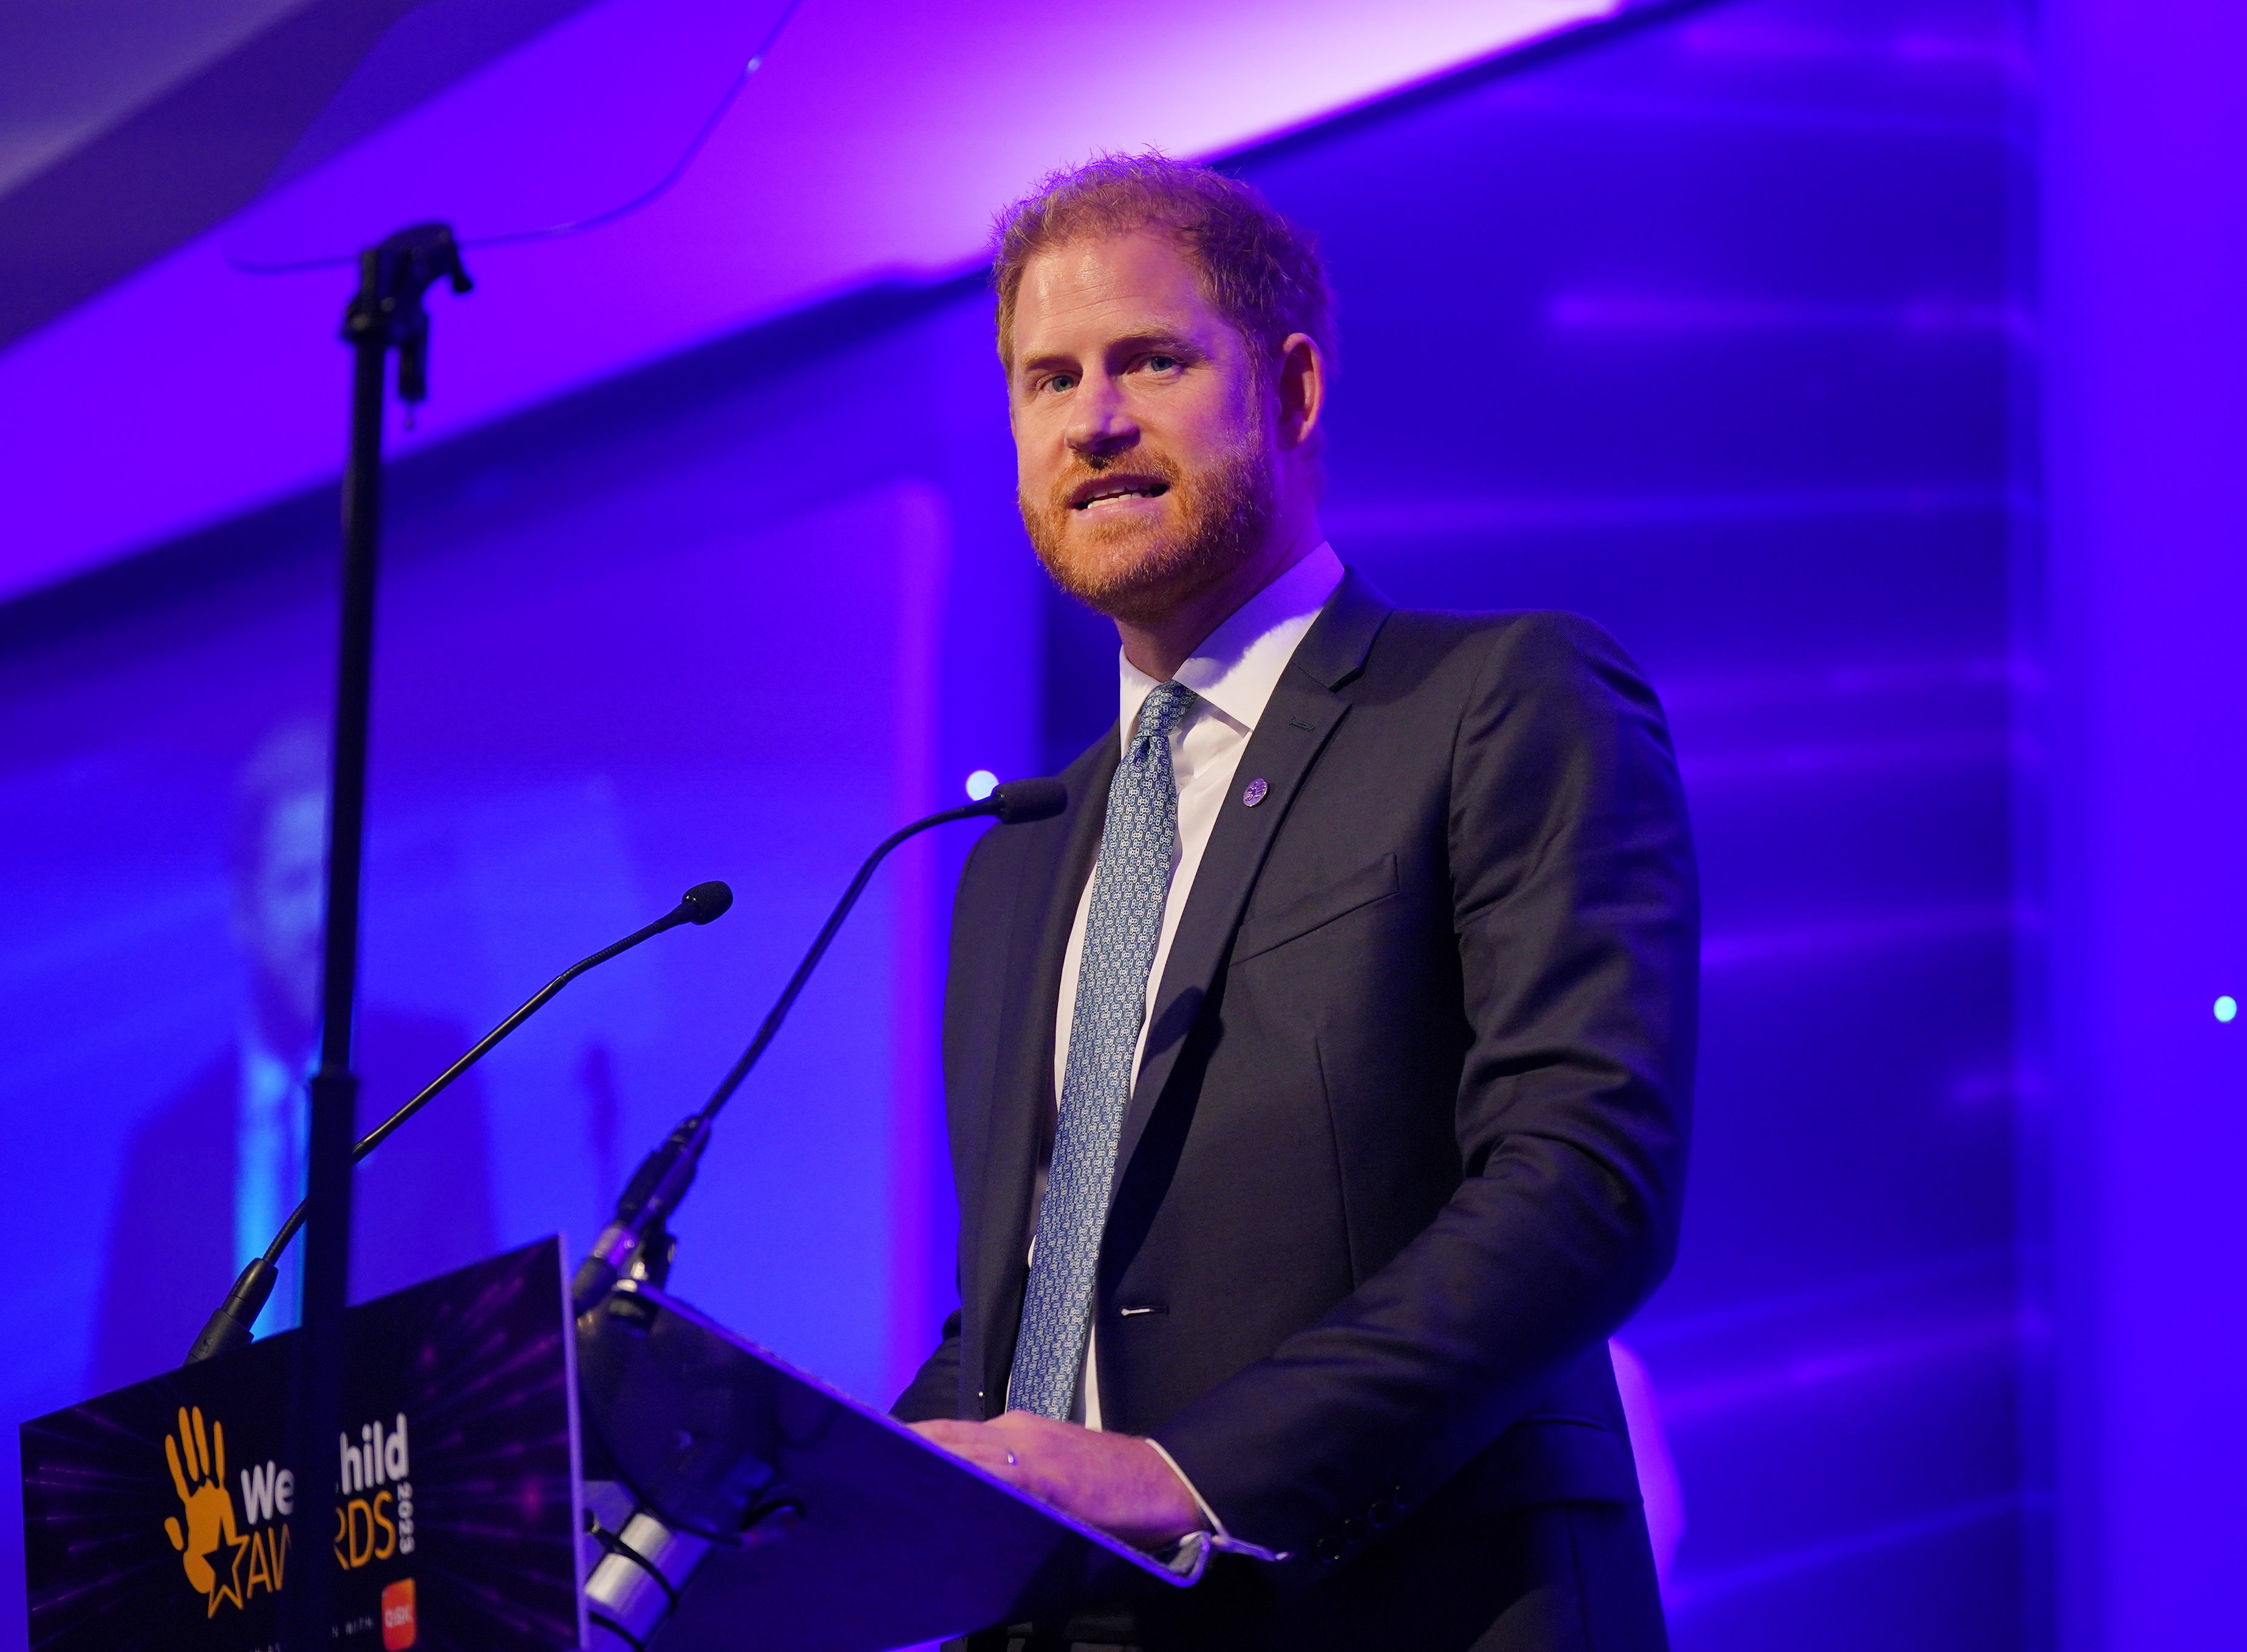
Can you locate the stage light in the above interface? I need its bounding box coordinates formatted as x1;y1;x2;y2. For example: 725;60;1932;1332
2217;996;2238;1024
964;770;999;802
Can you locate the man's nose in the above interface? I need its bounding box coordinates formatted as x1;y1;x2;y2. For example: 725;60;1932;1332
1065;373;1137;457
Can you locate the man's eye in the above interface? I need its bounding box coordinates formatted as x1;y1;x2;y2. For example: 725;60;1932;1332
1144;355;1179;373
1044;373;1076;394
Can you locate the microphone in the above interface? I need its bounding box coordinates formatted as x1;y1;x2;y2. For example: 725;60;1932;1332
184;880;735;1365
984;775;1066;824
571;777;1066;1314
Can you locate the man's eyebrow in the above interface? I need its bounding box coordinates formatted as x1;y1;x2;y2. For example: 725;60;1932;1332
1105;329;1203;358
1014;329;1207;379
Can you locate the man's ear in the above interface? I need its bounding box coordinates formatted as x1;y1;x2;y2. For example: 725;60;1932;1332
1274;333;1326;452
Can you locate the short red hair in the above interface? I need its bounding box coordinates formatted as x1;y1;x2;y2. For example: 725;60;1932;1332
991;152;1337;380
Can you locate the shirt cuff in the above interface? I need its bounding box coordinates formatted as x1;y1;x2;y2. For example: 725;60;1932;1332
1142;1436;1228;1538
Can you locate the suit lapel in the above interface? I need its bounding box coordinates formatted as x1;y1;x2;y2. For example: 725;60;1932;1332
970;732;1117;1412
1110;570;1394;1191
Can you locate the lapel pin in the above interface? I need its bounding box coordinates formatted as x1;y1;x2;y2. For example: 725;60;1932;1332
1242;777;1269;807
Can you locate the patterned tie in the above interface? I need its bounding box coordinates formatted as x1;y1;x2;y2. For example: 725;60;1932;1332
1009;679;1198;1419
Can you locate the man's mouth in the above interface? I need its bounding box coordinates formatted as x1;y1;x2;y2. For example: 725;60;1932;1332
1069;477;1170;511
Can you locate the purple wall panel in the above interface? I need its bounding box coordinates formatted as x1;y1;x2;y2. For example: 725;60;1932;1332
2043;1;2247;1645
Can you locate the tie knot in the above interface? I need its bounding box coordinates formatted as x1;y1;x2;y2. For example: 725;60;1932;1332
1133;680;1197;746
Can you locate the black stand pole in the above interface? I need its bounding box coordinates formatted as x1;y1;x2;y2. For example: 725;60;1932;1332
285;222;469;1652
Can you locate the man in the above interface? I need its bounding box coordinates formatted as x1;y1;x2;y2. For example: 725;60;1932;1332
92;723;499;1390
897;155;1697;1651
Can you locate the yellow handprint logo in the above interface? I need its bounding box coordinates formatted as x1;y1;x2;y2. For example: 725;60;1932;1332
163;1406;247;1616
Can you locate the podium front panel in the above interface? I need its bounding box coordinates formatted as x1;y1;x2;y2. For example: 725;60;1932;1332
20;1237;585;1652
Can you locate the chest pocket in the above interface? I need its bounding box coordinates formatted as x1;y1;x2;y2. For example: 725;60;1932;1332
1231;852;1399;965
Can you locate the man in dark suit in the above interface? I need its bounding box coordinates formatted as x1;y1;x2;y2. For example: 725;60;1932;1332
91;725;497;1392
898;156;1697;1650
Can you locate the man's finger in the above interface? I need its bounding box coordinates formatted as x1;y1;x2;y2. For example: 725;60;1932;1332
910;1420;1029;1477
983;1409;1073;1442
907;1419;977;1447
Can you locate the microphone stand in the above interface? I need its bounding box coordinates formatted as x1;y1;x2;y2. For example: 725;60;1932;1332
289;223;471;1652
184;881;732;1365
570;780;1065;1315
575;778;1063;1650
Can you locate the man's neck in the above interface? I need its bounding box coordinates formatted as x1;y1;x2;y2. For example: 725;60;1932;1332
246;983;316;1073
1116;513;1326;682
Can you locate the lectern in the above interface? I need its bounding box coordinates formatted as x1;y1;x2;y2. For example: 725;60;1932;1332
20;1240;1198;1650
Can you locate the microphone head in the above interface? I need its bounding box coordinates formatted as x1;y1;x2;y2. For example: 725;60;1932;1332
992;777;1066;824
680;880;734;924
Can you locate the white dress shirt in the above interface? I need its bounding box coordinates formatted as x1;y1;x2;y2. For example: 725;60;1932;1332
1037;541;1346;1433
237;1027;312;1329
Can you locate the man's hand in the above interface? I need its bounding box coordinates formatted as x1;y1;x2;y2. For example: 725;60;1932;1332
912;1412;1207;1551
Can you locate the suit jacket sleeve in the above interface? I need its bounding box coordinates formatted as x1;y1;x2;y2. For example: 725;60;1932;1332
1150;611;1698;1559
893;1307;964;1424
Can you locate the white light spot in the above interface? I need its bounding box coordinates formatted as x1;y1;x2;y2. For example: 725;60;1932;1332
2218;995;2239;1024
964;770;999;802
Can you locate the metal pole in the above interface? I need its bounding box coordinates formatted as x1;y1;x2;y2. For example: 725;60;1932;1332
285;224;467;1651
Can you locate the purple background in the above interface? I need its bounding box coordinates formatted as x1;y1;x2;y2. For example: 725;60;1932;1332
2;0;2243;1648
0;0;1617;597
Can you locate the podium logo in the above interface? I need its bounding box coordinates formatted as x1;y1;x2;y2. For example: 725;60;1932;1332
159;1406;293;1617
381;1577;417;1649
162;1407;245;1616
335;1413;412;1569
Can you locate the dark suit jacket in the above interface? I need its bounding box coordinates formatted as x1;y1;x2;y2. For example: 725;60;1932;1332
896;573;1697;1646
90;1008;500;1394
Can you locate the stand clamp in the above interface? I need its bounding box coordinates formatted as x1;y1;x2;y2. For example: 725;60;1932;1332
342;223;474;409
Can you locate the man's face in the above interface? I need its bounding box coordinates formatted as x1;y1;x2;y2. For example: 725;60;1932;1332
234;787;327;1040
1008;231;1274;625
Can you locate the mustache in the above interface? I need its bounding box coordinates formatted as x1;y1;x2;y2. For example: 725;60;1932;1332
1040;450;1185;514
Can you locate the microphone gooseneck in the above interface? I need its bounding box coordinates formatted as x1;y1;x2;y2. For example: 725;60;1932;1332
571;777;1066;1315
183;880;735;1366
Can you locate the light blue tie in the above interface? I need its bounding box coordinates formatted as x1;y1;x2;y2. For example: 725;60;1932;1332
1010;679;1198;1419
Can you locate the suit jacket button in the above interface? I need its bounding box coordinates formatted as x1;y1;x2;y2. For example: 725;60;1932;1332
1367;1500;1396;1531
1343;1517;1369;1544
1315;1536;1345;1565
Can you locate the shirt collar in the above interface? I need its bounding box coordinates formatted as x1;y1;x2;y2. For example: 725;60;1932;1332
240;1020;316;1087
1117;542;1346;746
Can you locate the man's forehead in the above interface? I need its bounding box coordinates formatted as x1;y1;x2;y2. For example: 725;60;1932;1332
263;790;329;858
1014;231;1221;348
